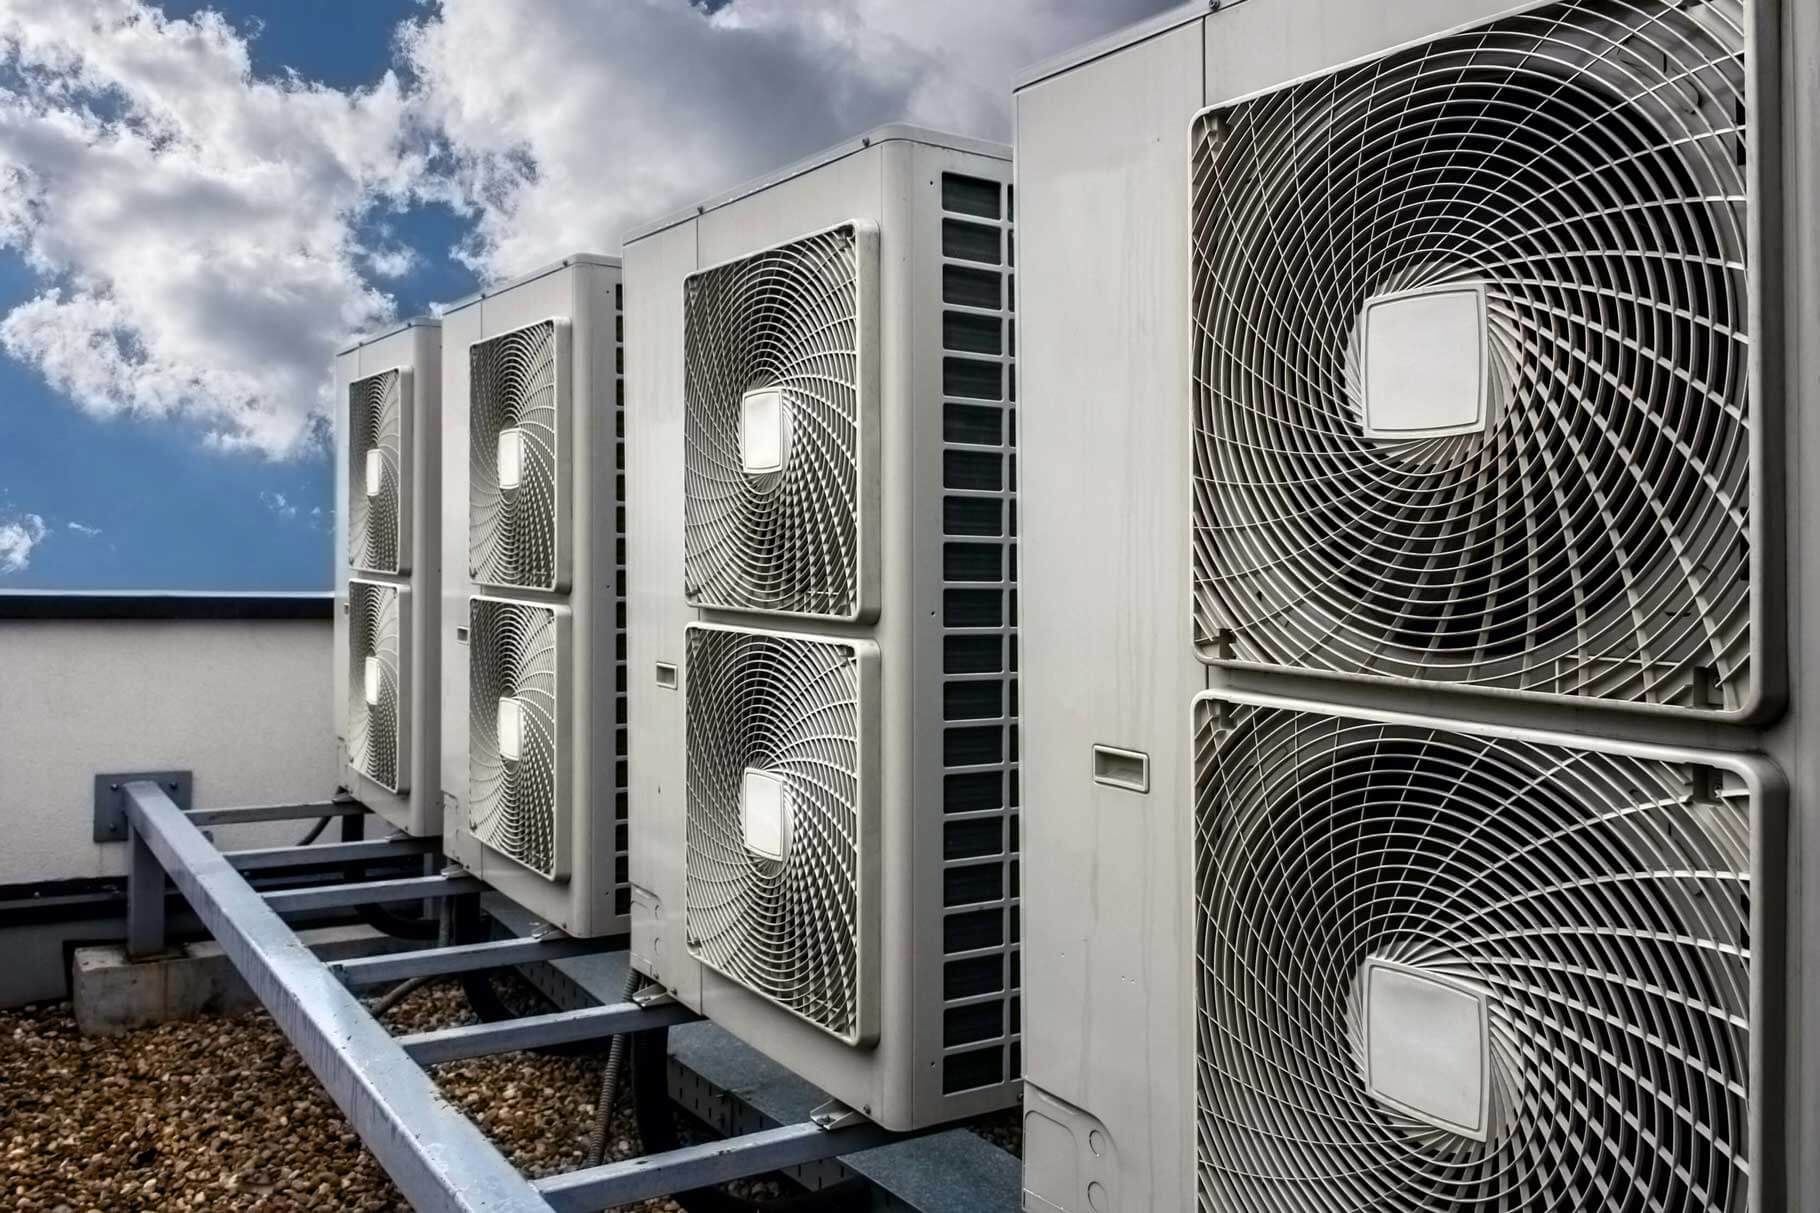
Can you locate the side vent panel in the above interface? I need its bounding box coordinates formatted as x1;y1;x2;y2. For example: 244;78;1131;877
683;223;877;620
684;624;877;1046
470;319;572;592
468;596;572;879
1192;694;1778;1211
1189;0;1755;715
347;368;410;575
937;172;1020;1097
347;579;411;792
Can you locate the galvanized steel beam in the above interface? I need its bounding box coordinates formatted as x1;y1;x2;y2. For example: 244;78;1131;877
331;933;608;988
186;799;365;827
398;1000;702;1066
262;872;486;914
223;836;439;872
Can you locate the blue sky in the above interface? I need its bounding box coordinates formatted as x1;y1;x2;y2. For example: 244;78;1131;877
0;0;470;591
0;0;1168;591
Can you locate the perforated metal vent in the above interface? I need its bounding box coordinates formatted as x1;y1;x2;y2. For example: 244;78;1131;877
1193;693;1778;1212
468;596;570;879
347;579;410;792
470;319;570;591
1190;0;1755;714
683;223;876;620
347;369;408;575
684;624;876;1044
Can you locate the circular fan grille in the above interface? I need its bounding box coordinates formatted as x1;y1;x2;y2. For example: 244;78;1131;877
347;370;402;574
1194;699;1760;1212
468;598;563;877
1190;0;1751;712
347;581;404;792
470;321;562;590
684;225;865;619
685;626;866;1042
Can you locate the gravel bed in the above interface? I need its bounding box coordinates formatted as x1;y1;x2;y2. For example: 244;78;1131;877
0;981;679;1212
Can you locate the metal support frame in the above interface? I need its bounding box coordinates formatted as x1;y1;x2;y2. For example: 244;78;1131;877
330;933;612;987
118;780;917;1212
224;836;439;872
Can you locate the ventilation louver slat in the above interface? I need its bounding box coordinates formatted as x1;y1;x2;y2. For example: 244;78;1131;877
1193;694;1777;1212
684;624;876;1045
683;223;876;620
1190;0;1755;714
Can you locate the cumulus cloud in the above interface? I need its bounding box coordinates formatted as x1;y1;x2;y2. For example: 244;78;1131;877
401;0;1173;276
0;0;1175;460
66;520;100;536
0;0;423;458
0;512;46;572
259;490;297;520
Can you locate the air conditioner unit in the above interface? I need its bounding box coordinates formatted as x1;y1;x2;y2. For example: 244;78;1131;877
439;256;628;936
1014;2;1797;1210
625;126;1020;1130
334;319;441;835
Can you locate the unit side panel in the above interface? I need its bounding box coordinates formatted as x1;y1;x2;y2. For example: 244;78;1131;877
626;221;702;1001
1767;0;1817;1195
439;306;479;834
901;141;1022;1127
1202;0;1541;108
1015;21;1205;1213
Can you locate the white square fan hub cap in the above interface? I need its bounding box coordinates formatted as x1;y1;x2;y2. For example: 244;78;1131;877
1360;284;1490;440
739;767;792;861
739;388;787;475
496;696;526;763
364;448;384;498
362;655;382;707
1360;958;1492;1141
496;427;526;491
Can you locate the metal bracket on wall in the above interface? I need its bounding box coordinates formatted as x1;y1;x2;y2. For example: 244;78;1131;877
93;770;192;842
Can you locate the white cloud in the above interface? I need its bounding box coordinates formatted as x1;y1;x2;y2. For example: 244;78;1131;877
0;512;46;572
0;0;424;458
259;489;297;519
401;0;1173;277
0;0;1176;462
66;520;100;536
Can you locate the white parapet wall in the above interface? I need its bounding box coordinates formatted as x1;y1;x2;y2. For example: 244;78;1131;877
0;601;337;886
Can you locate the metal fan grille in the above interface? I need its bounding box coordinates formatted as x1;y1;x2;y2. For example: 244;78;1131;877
347;370;404;574
684;225;867;619
1190;0;1753;713
685;625;868;1043
471;320;563;590
1193;696;1767;1212
468;597;565;878
347;580;407;792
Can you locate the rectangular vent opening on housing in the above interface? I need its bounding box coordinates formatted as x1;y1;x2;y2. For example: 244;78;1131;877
944;771;1005;815
943;955;1005;999
944;404;1004;448
942;220;1001;266
945;635;1003;675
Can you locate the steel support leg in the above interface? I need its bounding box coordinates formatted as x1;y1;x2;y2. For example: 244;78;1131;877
126;823;166;958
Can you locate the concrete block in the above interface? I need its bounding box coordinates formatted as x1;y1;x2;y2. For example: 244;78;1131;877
72;925;413;1035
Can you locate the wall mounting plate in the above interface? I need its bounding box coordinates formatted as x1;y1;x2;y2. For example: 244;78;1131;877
94;770;193;842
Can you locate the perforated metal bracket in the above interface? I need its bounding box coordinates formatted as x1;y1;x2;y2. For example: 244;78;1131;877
94;770;192;842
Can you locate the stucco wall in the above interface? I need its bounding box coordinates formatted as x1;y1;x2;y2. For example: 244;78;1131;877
0;617;336;885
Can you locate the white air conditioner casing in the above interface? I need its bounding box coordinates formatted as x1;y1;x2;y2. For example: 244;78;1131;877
626;126;1020;1130
334;319;441;835
440;256;628;936
1015;1;1805;1210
